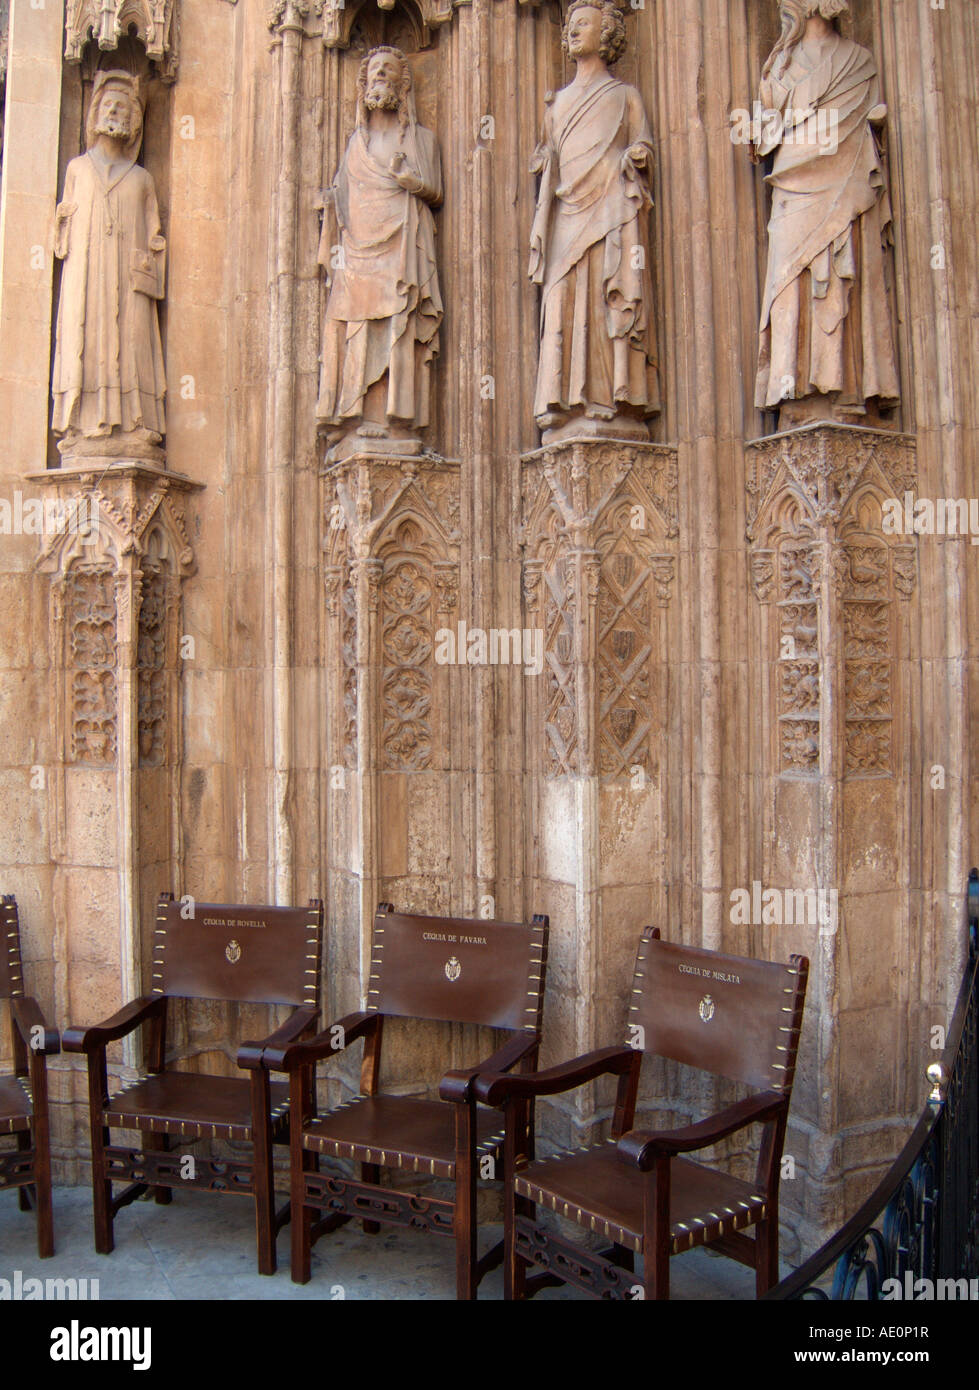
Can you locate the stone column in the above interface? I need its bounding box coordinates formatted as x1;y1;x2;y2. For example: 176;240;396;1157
323;453;461;1015
27;464;201;1098
521;438;679;1143
745;422;918;1243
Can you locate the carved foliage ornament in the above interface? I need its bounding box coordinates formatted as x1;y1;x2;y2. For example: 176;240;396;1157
746;426;917;780
65;2;179;81
137;558;167;766
33;468;199;772
68;566;118;764
323;456;459;774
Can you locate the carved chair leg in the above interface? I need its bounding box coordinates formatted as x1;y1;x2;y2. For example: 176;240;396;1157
90;1125;114;1255
454;1102;478;1301
360;1162;381;1234
32;1105;55;1259
291;1151;314;1285
250;1070;277;1276
504;1099;530;1301
755;1216;779;1297
86;1056;114;1256
642;1157;671;1301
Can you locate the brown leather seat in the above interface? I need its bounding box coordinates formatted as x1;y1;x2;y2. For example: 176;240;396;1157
475;929;809;1300
514;1139;768;1254
303;1094;505;1178
268;903;549;1299
64;895;323;1276
0;1075;32;1135
106;1072;292;1142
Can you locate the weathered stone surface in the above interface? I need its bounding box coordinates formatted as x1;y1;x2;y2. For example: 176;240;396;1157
0;0;976;1271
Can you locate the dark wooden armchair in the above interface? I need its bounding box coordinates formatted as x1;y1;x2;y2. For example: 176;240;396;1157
475;929;809;1299
0;896;59;1257
63;894;323;1274
266;903;549;1299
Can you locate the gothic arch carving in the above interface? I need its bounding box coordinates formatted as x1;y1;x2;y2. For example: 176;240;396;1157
322;455;460;773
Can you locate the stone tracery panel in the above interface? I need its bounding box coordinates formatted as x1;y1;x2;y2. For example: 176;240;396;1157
598;522;656;779
67;565;118;765
379;531;437;772
323;454;460;777
540;559;577;778
746;424;917;781
136;530;171;767
521;439;678;782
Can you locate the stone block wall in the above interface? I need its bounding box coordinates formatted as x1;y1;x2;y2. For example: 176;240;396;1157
0;0;977;1263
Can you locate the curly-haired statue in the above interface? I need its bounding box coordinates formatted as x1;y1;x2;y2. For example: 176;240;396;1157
316;46;443;457
52;71;166;457
753;0;900;426
530;1;659;443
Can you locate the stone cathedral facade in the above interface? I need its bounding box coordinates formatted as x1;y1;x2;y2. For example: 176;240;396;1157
0;0;976;1266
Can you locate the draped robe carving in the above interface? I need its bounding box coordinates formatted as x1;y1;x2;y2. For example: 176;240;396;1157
755;18;900;422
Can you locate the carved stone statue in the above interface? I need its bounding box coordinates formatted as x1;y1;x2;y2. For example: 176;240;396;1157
530;1;659;444
52;71;166;459
753;0;900;427
316;46;443;458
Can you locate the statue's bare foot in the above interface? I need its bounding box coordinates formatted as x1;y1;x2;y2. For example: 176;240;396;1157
357;422;390;439
584;403;616;421
537;411;567;430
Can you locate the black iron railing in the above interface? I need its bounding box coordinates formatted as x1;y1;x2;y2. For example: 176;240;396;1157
768;869;979;1300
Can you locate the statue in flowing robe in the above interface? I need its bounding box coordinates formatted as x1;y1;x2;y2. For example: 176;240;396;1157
316;46;442;457
530;1;659;444
52;71;166;457
754;0;900;426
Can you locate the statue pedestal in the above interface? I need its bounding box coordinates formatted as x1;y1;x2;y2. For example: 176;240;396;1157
539;415;651;447
25;460;203;1071
56;430;166;470
325;432;425;465
745;421;918;1236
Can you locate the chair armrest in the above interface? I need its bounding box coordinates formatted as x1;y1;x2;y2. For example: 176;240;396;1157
62;995;164;1054
11;996;60;1056
474;1046;637;1106
264;1010;378;1072
237;1004;320;1070
439;1032;540;1104
617;1092;788;1170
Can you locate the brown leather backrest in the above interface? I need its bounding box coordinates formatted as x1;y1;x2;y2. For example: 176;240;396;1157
366;906;549;1032
630;931;808;1093
152;895;323;1008
0;896;24;999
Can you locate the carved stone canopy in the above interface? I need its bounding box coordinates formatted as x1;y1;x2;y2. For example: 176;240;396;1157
26;460;202;579
65;2;180;81
268;0;471;47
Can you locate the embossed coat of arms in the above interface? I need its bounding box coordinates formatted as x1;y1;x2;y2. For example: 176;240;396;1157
699;993;714;1023
445;956;461;982
225;939;242;965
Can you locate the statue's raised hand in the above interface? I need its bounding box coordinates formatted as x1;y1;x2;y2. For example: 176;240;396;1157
389;150;423;193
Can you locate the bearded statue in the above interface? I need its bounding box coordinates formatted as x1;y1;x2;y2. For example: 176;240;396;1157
316;46;443;458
